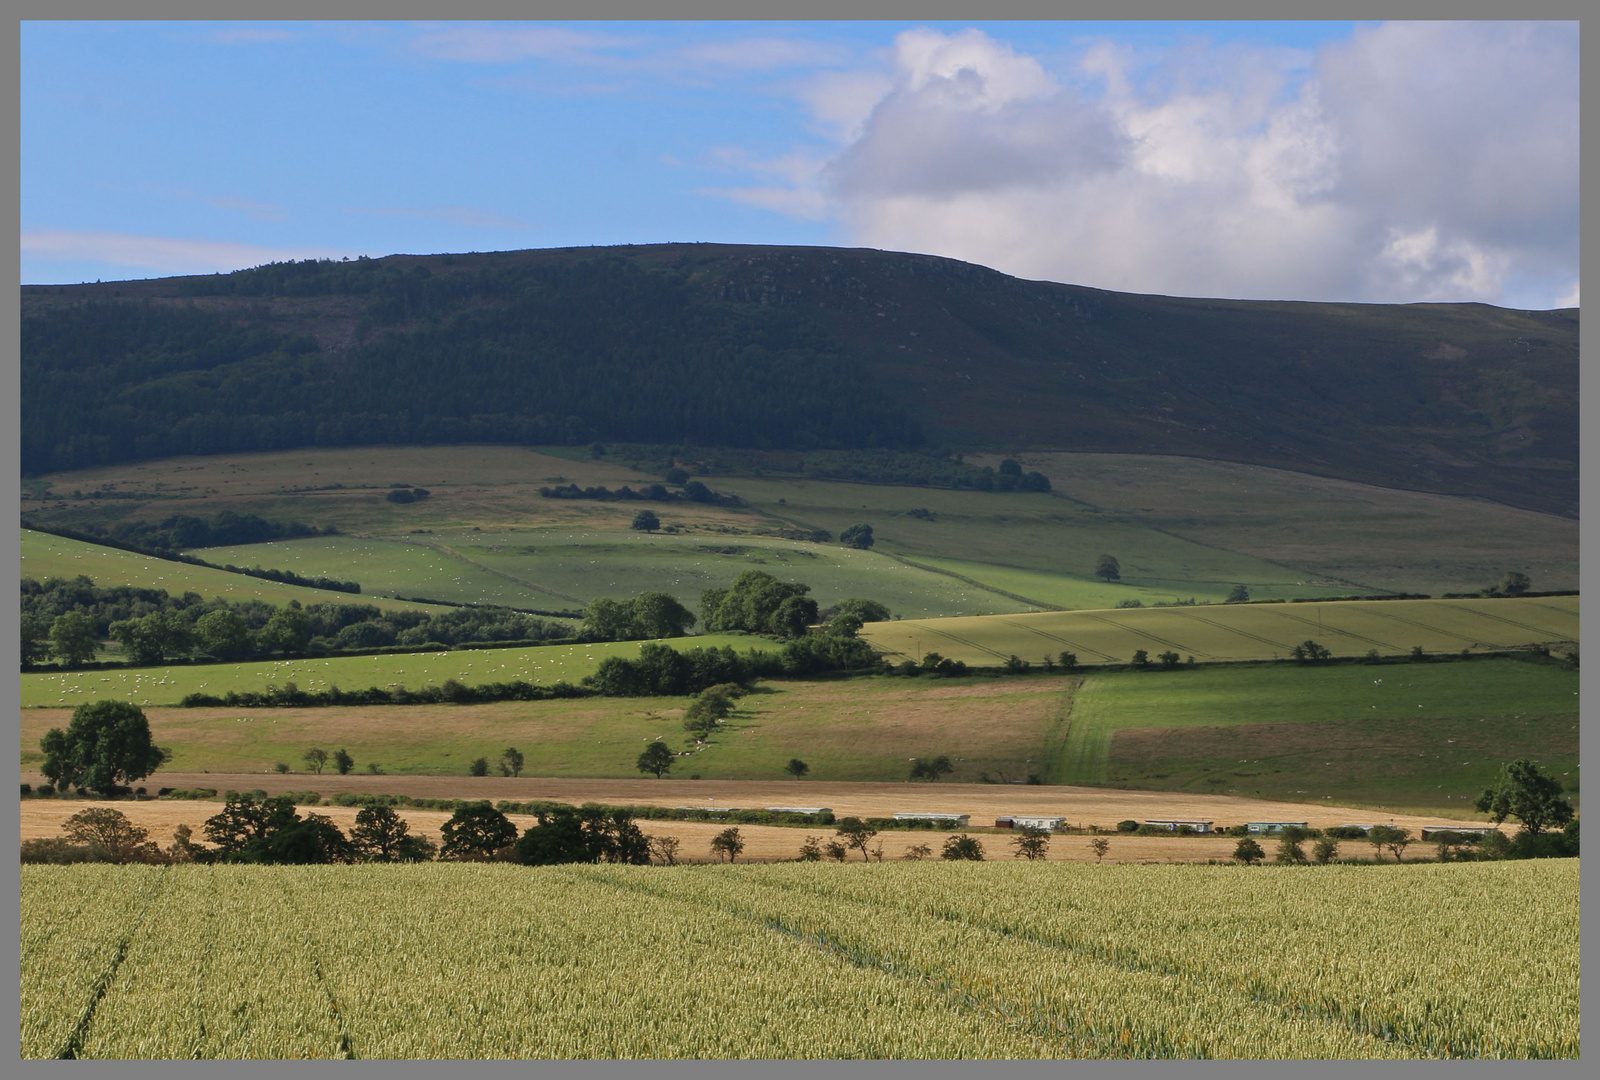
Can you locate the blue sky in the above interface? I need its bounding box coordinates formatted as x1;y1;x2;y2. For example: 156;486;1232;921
20;20;1578;308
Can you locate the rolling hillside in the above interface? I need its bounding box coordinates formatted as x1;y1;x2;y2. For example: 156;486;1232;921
21;243;1578;515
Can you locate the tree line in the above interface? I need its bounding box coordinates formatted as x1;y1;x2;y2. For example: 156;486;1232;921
22;576;574;668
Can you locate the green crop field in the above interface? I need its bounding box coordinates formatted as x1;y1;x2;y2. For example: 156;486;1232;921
861;596;1579;667
20;634;770;710
1058;658;1579;815
21;861;1579;1059
201;529;1036;617
20;529;435;613
21;675;1068;781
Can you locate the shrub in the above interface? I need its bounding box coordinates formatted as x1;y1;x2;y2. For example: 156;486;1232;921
1116;820;1140;833
469;757;490;777
941;834;985;861
21;838;108;864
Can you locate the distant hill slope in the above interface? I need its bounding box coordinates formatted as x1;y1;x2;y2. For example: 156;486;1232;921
21;243;1578;516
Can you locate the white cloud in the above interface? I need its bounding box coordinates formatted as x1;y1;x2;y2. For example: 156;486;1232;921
706;23;1578;308
677;37;852;73
21;229;353;275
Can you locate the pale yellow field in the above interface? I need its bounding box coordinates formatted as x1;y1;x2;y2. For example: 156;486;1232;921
861;595;1579;666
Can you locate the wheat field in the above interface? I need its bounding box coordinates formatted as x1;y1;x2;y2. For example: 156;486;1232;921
21;860;1577;1059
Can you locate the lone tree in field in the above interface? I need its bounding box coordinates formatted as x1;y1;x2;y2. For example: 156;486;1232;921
62;807;157;862
1474;758;1575;838
39;700;169;796
909;755;954;781
1012;825;1051;860
333;748;355;775
1089;837;1111;862
499;746;525;777
440;804;517;861
631;509;661;532
1233;838;1266;865
835;817;879;862
1095;554;1121;581
784;758;809;779
1225;584;1250;604
710;826;745;863
839;523;875;550
941;834;985;861
637;741;675;779
303;747;329;775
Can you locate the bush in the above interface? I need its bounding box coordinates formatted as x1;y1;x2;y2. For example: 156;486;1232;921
941;834;985;861
1116;819;1140;833
469;757;490;777
21;837;109;864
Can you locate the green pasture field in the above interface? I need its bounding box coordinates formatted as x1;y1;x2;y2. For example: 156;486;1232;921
1008;451;1580;596
19;634;770;710
19;529;436;614
860;595;1580;667
709;476;1345;600
1057;657;1579;816
27;443;1504;620
21;675;1067;782
21;862;1580;1059
201;530;1035;617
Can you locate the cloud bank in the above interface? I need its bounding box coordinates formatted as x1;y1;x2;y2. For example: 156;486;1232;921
730;23;1578;308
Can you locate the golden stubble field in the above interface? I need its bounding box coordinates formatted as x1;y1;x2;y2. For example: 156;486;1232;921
20;775;1482;864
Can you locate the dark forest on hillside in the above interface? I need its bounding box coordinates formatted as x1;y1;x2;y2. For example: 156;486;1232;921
22;244;1579;515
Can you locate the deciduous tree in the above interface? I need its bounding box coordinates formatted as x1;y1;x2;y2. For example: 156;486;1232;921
1474;758;1574;837
710;826;744;862
439;803;517;861
1012;826;1050;860
637;741;675;778
39;700;169;795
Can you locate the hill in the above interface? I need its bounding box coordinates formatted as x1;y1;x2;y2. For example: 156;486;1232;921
21;243;1578;516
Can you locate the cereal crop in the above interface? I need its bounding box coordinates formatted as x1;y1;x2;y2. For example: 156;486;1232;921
20;859;1577;1059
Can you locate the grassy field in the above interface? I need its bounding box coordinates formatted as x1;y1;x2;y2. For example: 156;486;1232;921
860;595;1580;667
20;529;436;613
21;861;1579;1058
22;655;1575;816
196;529;1037;617
29;443;1573;617
20;634;769;710
1062;658;1579;814
1008;451;1580;596
707;475;1344;603
20;675;1068;782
